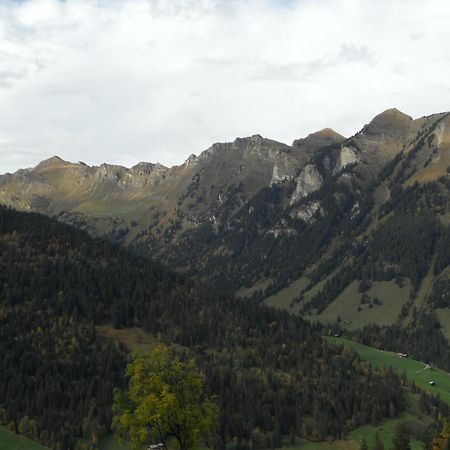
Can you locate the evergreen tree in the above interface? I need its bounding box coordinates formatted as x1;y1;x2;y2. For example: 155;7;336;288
391;423;411;450
373;432;384;450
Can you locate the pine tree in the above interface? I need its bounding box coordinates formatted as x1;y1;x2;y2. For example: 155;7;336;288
373;431;384;450
391;423;411;450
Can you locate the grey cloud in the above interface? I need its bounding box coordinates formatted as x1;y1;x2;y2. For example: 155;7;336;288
337;44;377;66
0;59;47;88
410;32;426;42
249;44;376;82
247;62;306;82
0;69;25;88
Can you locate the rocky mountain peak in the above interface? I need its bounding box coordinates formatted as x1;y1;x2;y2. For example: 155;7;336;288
232;134;266;147
36;156;67;169
131;162;157;174
292;128;345;153
183;154;198;166
362;108;413;137
97;163;127;173
378;107;411;119
250;134;264;142
92;163;128;183
309;128;345;141
196;135;290;165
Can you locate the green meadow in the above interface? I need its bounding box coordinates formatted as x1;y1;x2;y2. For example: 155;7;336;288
0;426;47;450
324;336;450;405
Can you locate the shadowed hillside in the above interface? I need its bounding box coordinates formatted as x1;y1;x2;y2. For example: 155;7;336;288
0;206;405;449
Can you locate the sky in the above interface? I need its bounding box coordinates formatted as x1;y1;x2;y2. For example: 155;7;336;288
0;0;450;174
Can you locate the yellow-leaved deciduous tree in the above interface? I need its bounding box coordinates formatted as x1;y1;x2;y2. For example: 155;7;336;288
432;418;450;450
112;344;218;450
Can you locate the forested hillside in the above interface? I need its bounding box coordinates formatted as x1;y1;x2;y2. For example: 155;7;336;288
0;206;405;449
298;160;450;330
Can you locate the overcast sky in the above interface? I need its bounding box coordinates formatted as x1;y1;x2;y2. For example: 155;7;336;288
0;0;449;174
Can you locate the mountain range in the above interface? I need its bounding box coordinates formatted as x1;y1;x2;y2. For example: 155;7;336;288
1;107;450;332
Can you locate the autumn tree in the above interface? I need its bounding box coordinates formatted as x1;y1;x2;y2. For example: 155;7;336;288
431;419;450;450
112;344;218;450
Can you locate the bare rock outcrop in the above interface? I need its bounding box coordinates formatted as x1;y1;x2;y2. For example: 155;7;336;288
290;164;323;205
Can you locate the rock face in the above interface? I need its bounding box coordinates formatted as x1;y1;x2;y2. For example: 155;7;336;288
334;146;359;174
291;200;322;223
270;163;297;185
290;164;323;205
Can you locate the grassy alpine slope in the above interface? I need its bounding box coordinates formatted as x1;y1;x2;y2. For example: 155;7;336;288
0;425;48;450
317;336;450;450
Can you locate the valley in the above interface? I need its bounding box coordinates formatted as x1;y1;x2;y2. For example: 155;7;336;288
0;206;408;449
2;0;450;445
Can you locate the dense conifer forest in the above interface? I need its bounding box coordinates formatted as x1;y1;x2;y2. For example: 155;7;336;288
300;178;450;316
0;205;406;449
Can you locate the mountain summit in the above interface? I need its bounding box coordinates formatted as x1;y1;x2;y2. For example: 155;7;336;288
293;127;345;151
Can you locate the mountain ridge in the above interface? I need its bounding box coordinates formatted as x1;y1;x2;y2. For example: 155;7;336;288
1;108;450;331
2;107;417;176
